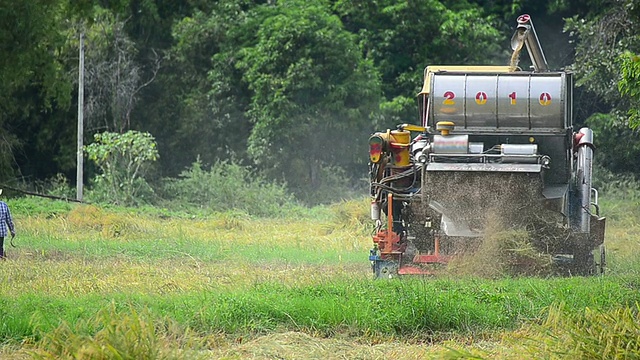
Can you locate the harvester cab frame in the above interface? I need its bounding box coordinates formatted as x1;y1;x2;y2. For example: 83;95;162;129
368;14;606;278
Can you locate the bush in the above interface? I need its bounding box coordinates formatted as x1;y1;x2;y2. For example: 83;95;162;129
160;159;298;217
85;175;157;206
84;131;159;206
290;164;368;206
35;173;76;199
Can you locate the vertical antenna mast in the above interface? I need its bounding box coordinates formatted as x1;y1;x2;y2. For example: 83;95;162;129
77;32;84;201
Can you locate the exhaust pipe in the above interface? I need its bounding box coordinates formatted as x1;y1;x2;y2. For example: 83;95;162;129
576;128;595;232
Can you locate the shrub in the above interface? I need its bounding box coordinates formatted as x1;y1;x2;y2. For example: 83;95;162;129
161;158;297;217
85;175;156;206
34;173;76;199
290;164;368;206
84;131;159;206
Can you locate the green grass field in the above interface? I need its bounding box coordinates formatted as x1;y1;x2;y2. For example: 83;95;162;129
0;196;638;359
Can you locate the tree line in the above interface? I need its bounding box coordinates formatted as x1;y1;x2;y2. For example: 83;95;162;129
1;0;638;205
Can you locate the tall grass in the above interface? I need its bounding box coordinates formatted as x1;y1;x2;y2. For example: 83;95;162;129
12;200;367;262
27;302;207;360
529;303;640;359
444;302;640;359
159;159;299;216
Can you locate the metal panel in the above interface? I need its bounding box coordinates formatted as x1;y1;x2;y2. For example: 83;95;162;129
420;66;512;95
431;75;466;126
564;72;573;128
430;72;568;131
464;76;498;128
497;75;530;128
425;163;542;172
530;75;563;128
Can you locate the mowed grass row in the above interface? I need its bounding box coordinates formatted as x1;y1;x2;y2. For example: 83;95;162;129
0;196;638;359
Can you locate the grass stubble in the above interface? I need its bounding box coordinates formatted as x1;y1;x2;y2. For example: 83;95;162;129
0;197;637;359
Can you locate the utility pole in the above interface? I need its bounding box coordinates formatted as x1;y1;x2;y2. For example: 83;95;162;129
77;32;84;201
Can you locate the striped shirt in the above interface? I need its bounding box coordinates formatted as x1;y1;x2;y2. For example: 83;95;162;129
0;201;15;238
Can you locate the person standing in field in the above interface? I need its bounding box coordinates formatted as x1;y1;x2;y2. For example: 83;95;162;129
0;189;15;259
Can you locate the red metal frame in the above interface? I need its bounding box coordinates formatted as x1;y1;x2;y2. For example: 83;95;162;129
372;193;452;275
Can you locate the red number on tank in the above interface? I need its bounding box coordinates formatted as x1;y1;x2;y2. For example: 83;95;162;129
443;91;455;105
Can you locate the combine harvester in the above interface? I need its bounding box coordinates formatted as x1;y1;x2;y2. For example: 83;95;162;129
368;14;606;278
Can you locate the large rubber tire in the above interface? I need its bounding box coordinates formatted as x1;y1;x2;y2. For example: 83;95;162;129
374;260;399;279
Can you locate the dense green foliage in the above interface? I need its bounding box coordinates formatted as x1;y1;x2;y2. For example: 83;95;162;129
0;0;638;204
563;0;640;177
336;0;508;123
619;51;640;128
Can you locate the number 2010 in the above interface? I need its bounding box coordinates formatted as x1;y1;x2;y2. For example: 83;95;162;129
442;91;552;106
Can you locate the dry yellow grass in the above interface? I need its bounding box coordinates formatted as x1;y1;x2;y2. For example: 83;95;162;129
0;252;370;298
1;203;373;299
207;331;453;360
20;204;369;252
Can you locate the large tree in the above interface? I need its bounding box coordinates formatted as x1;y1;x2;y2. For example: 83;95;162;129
160;0;383;201
619;51;640;129
333;0;505;126
565;0;640;175
151;1;257;176
238;0;382;199
0;0;93;181
81;8;162;134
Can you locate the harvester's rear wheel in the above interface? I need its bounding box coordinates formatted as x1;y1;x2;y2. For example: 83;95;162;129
374;260;399;279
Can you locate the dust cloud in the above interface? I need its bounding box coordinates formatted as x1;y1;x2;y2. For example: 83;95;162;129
420;172;569;277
